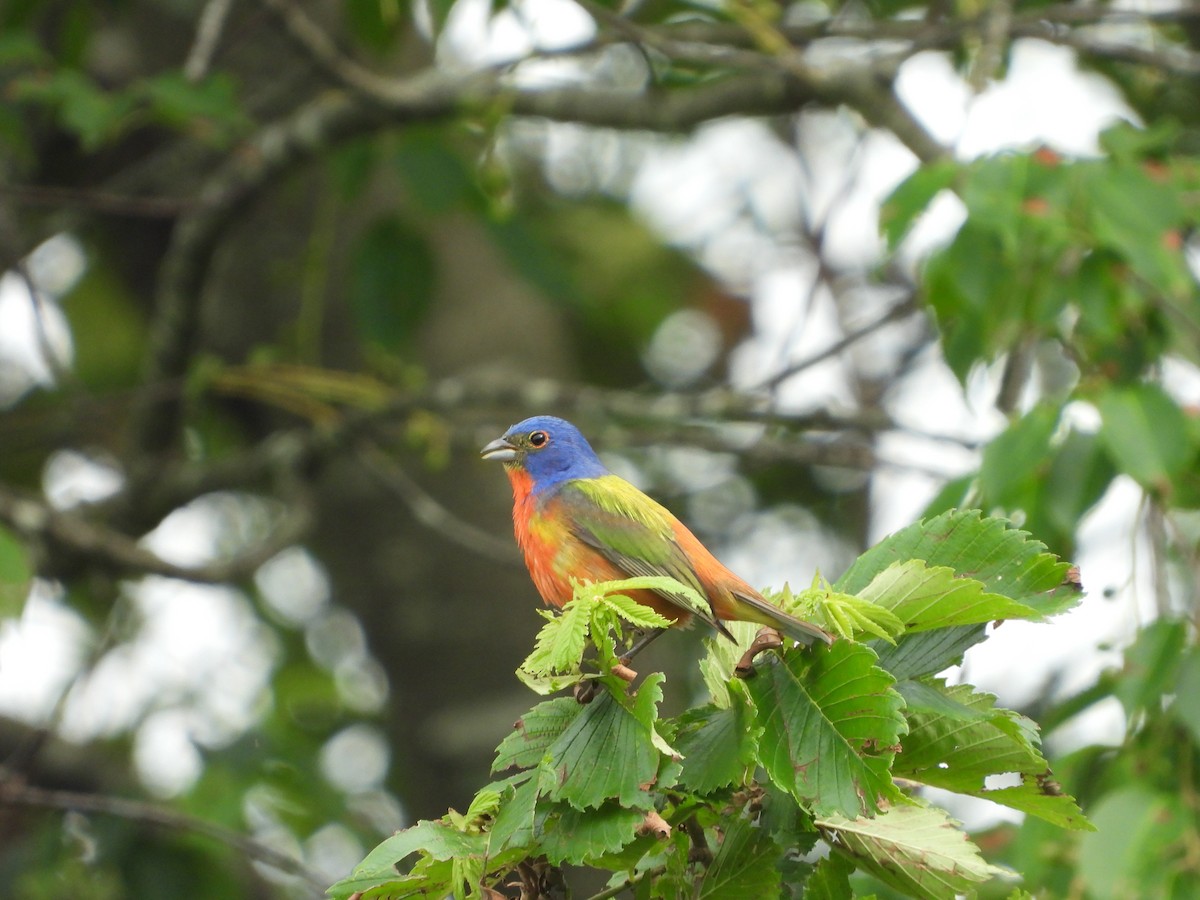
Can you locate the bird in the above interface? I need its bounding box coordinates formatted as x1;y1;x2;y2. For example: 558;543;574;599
480;415;833;657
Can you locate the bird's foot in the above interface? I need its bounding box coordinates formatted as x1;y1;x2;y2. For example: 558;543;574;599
573;679;599;704
734;626;784;678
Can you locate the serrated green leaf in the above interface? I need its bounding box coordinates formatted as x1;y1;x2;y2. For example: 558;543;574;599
327;819;487;897
776;580;904;644
586;574;712;622
697;815;782;899
673;701;759;793
539;801;644;865
627;672;678;758
485;776;538;854
893;680;1092;830
837;509;1080;616
871;624;984;681
492;697;581;773
600;591;675;630
462;787;501;826
699;620;759;708
328;854;456;900
818;804;1009;900
857;559;1040;631
542;686;659;810
520;598;595;677
747;640;907;817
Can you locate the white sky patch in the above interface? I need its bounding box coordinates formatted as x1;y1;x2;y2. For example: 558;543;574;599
898;41;1137;159
59;579;278;747
0;583;92;723
43;450;125;509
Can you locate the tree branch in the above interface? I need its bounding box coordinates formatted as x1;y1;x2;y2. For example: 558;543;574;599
0;779;328;895
0;482;312;585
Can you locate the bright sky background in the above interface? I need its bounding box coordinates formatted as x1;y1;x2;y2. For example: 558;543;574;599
0;3;1194;847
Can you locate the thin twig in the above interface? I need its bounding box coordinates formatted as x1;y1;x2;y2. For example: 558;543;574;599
358;444;520;566
0;779;328;895
0;183;191;218
184;0;237;82
759;294;920;392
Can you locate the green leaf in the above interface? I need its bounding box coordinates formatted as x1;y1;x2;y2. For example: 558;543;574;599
837;509;1080;616
775;579;904;644
142;72;246;143
1040;427;1116;543
871;624;983;681
856;559;1040;631
696;815;782;899
486;776;538;853
492;697;581;773
893;680;1092;830
673;698;760;794
519;597;595;677
1078;786;1190;900
599;590;675;630
587;574;713;623
1087;162;1192;300
539;801;644;865
0;526;32;617
1173;646;1200;743
327;819;487;897
1114;618;1187;718
1097;382;1195;494
699;620;760;708
804;851;855;898
980;402;1060;501
818;804;1009;900
328;855;455;900
541;685;660;810
747;640;907;817
13;69;136;150
880;159;960;248
350;215;437;349
344;0;407;52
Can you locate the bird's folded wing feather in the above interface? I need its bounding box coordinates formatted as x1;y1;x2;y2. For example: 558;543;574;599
555;476;725;631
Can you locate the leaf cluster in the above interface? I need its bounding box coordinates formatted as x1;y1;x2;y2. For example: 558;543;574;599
330;511;1091;899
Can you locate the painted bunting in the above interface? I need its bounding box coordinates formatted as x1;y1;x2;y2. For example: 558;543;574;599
480;415;833;651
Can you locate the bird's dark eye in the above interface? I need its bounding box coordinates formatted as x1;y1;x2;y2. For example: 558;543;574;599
528;430;548;448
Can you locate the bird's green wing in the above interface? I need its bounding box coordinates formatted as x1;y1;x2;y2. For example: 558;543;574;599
555;475;727;633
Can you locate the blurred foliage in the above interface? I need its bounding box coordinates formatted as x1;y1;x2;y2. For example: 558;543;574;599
0;0;1198;899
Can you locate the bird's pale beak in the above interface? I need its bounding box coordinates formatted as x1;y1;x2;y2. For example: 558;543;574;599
480;436;519;462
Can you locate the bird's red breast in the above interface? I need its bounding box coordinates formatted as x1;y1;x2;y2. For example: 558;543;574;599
504;467;694;625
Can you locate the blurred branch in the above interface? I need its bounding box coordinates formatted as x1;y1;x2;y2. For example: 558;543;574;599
358;444;520;566
759;294;921;392
184;0;236;82
0;183;191;218
0;482;311;584
0;779;328;896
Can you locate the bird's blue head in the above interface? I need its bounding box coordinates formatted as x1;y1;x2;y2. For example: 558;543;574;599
480;415;609;493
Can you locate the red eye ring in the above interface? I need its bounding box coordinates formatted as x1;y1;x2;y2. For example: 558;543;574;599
528;430;548;448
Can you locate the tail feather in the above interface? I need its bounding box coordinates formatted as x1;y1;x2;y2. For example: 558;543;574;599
731;590;834;647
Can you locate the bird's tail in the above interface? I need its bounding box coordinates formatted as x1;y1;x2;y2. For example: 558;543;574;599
731;589;834;647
